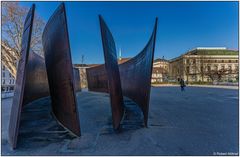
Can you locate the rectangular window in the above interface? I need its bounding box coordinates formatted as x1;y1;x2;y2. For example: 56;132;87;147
193;59;196;64
208;66;211;71
228;66;232;73
2;72;5;77
186;66;190;73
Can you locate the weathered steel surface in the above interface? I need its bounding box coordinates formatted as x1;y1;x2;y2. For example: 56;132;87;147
99;15;124;130
86;64;108;93
42;3;81;136
73;68;81;92
86;17;158;128
8;4;35;149
119;18;158;127
23;52;50;105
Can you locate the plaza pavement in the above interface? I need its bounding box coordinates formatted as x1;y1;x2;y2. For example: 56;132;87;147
1;86;238;155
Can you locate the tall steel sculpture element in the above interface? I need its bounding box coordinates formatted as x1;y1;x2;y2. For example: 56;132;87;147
8;51;50;149
119;18;158;126
87;16;158;128
42;3;81;136
99;15;124;130
8;4;36;149
23;52;50;105
73;68;81;92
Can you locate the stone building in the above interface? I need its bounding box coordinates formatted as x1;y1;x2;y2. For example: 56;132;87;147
1;64;15;97
169;47;239;82
151;58;169;83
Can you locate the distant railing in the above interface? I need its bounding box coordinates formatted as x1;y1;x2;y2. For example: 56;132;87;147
213;82;239;86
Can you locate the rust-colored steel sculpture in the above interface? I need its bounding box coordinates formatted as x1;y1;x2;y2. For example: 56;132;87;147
99;15;124;130
119;18;158;127
73;68;81;92
8;51;50;149
42;3;81;136
8;4;35;149
23;52;50;105
86;16;158;128
86;64;109;93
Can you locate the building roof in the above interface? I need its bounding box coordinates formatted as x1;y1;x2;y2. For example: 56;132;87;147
169;48;238;63
87;64;101;68
118;58;131;64
73;64;89;68
154;58;169;62
186;49;238;56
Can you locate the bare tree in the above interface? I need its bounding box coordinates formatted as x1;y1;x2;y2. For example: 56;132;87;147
195;55;209;82
1;2;45;78
205;68;231;82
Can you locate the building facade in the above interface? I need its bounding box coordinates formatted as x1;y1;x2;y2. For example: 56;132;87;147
2;48;237;94
151;58;169;83
169;47;239;83
1;64;15;97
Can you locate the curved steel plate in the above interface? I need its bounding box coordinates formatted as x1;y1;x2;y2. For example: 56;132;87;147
73;68;81;92
8;4;35;149
86;18;158;128
119;18;158;126
23;52;50;105
99;15;124;130
42;3;81;136
86;64;108;93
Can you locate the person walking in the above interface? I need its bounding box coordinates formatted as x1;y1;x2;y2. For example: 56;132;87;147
179;78;185;91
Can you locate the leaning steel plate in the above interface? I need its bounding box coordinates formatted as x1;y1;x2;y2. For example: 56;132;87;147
8;4;35;149
42;3;81;136
23;51;50;105
119;18;158;127
73;68;81;92
99;15;124;130
86;18;158;128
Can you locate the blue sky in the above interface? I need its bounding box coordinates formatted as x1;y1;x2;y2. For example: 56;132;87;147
19;1;238;64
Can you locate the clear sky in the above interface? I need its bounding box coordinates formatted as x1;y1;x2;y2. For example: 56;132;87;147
19;1;238;64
